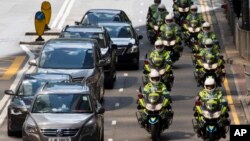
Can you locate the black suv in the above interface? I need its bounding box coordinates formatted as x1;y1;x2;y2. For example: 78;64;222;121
60;25;117;88
75;9;132;25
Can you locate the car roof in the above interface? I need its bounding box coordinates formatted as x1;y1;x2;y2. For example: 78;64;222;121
45;38;97;49
24;73;72;81
98;22;131;27
40;83;90;94
87;9;123;14
64;25;104;33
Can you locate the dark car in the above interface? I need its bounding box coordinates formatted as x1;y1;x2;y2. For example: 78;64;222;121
75;9;131;25
98;22;143;69
29;38;105;102
22;83;105;141
60;25;117;88
5;73;72;136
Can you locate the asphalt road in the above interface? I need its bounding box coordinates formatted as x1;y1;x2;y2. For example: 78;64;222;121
0;0;248;141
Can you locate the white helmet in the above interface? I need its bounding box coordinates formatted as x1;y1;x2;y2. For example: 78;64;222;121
204;77;216;93
158;4;166;11
204;38;213;48
202;22;211;31
165;14;174;23
154;40;164;52
149;69;160;85
190;5;198;13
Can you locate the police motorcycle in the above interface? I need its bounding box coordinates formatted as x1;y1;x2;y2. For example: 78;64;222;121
143;58;174;91
136;90;173;141
193;54;225;87
193;97;230;141
174;0;193;27
147;19;164;45
184;19;202;51
161;31;183;63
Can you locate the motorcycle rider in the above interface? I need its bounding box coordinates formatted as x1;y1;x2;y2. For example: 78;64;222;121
147;0;162;20
193;77;230;138
144;40;173;91
198;38;220;56
160;14;182;37
184;5;204;30
173;0;193;25
197;22;218;45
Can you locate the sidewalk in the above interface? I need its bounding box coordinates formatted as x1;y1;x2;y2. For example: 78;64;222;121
212;0;250;123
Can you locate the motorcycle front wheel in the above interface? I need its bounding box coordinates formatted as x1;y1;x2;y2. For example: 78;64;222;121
151;124;160;141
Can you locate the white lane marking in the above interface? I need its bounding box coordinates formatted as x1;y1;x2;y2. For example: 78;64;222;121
108;139;113;141
118;88;124;92
51;0;70;28
140;2;144;6
57;0;76;29
140;11;143;14
112;120;117;125
115;103;120;107
138;19;143;22
136;28;140;31
124;73;128;76
0;45;35;125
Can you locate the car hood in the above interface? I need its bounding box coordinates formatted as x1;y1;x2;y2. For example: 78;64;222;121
31;113;95;129
11;96;33;109
37;68;94;78
111;38;135;47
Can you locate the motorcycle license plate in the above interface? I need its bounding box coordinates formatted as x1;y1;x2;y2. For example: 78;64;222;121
48;137;71;141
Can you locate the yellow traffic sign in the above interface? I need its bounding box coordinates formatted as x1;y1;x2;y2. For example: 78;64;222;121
34;11;45;41
41;1;51;30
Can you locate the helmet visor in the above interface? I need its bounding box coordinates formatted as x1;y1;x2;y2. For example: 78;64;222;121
205;44;213;48
151;77;160;82
156;45;164;49
206;84;215;90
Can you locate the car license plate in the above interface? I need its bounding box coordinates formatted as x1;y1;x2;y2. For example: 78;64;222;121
48;137;71;141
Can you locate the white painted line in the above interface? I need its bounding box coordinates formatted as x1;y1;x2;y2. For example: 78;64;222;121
118;88;124;92
136;28;140;31
124;73;128;76
112;120;117;125
138;19;143;22
140;2;144;6
0;45;35;126
115;103;120;107
108;139;113;141
51;0;70;28
57;0;76;29
140;11;143;14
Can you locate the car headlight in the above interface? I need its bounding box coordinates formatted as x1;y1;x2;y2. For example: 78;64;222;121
10;108;23;115
127;45;139;53
82;121;96;135
24;117;37;134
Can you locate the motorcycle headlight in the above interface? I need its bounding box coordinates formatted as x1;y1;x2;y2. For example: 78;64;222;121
163;40;169;46
188;27;194;32
127;45;139;53
213;111;221;118
24;117;38;134
184;7;190;12
10;108;23;115
155;103;162;111
178;7;184;12
159;69;165;75
211;63;218;69
203;63;209;69
154;26;159;30
146;103;154;111
202;110;212;119
170;40;176;46
195;27;201;32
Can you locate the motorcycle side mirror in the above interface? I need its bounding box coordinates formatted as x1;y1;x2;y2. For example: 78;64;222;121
195;101;202;106
166;104;172;110
145;53;148;59
75;21;80;25
144;60;149;65
224;112;229;118
139;86;142;93
138;93;143;99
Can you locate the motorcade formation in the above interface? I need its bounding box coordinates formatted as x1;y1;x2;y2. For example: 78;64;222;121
5;0;231;141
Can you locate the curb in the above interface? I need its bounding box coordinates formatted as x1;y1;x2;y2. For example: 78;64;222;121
211;0;250;124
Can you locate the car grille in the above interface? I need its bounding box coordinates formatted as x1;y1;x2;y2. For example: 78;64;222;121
117;47;127;55
41;128;79;137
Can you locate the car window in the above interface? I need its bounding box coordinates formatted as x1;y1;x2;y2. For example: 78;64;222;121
39;47;94;69
121;12;130;23
104;25;133;38
32;94;92;113
18;80;46;96
81;12;121;24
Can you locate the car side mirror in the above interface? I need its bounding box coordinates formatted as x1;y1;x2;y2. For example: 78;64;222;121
138;35;143;40
97;107;105;114
97;60;106;67
111;44;117;50
4;90;15;95
29;59;37;66
75;21;80;25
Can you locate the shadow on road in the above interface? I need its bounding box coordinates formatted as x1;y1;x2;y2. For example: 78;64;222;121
103;96;134;111
161;131;195;140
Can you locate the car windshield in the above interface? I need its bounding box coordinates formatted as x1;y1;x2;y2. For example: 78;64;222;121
39;47;94;69
18;80;46;96
32;94;92;113
104;25;133;38
82;12;121;24
62;30;106;48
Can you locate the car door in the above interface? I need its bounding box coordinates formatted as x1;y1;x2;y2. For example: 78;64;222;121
94;43;104;100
